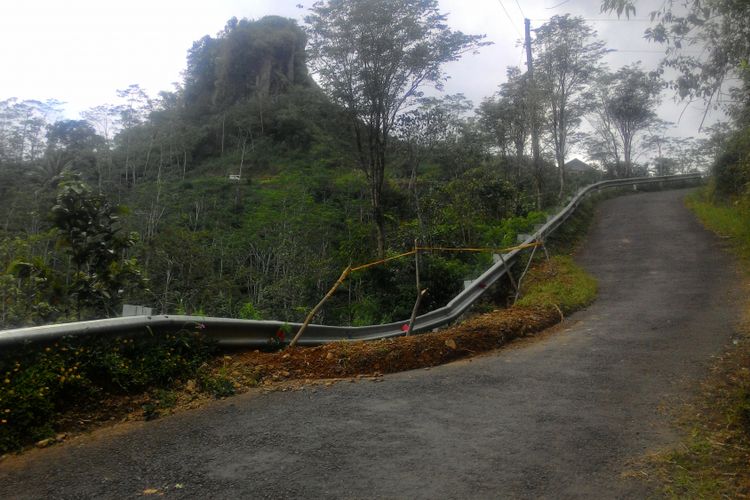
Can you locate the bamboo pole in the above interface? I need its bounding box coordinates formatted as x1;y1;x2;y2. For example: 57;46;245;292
498;252;519;296
514;243;539;304
414;239;420;292
407;289;428;336
540;238;550;261
406;240;425;336
288;266;351;348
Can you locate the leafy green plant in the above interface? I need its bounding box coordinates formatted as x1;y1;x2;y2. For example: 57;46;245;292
196;366;235;398
142;389;178;421
0;326;217;453
51;175;146;319
238;302;262;320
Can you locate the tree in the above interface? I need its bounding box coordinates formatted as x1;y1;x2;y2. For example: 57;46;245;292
601;0;750;125
114;84;154;187
587;64;662;177
478;67;541;207
534;15;607;198
305;0;488;256
45;120;105;183
0;99;62;163
51;176;143;318
395;94;472;235
213;16;309;108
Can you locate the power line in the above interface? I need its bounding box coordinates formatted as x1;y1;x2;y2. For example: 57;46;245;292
497;0;523;38
610;49;702;54
530;17;653;22
513;0;526;19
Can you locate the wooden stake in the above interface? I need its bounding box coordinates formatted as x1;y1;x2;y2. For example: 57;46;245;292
498;252;518;296
288;266;351;348
514;243;539;304
414;239;420;292
405;240;426;336
406;288;428;336
540;239;550;261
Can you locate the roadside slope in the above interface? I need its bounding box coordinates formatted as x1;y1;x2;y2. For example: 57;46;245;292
0;188;740;499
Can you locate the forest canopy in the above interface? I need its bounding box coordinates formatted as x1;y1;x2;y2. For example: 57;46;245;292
0;2;718;330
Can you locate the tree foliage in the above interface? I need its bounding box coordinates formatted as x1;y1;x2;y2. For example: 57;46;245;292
184;16;309;116
0;12;598;330
305;0;489;256
601;0;750;122
534;15;607;198
51;177;144;318
587;64;662;177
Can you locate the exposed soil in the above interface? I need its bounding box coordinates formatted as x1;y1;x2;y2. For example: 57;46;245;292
230;305;559;380
33;301;561;449
9;256;575;453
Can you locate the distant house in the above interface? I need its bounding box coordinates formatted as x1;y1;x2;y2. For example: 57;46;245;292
565;158;595;174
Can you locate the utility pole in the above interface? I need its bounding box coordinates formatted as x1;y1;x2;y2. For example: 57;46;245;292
525;18;543;209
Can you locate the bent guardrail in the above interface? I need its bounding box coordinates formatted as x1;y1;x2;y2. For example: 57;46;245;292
0;173;704;349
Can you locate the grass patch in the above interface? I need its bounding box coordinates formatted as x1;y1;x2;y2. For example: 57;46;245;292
651;333;750;498
686;189;750;263
645;187;750;497
517;256;598;314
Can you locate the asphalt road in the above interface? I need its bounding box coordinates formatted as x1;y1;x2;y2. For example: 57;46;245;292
0;188;741;499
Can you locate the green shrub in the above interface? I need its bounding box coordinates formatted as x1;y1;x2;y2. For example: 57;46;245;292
197;367;235;398
238;302;262;320
713;126;750;199
142;389;178;421
0;326;217;453
686;189;750;263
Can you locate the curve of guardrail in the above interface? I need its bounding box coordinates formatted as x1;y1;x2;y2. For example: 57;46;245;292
0;173;703;349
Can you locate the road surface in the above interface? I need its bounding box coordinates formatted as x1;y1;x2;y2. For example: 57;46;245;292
0;188;740;499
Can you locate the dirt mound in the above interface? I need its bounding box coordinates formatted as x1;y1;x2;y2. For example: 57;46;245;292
226;305;559;382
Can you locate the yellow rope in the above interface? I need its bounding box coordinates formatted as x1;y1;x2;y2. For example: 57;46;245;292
415;242;541;254
350;249;418;272
348;241;542;274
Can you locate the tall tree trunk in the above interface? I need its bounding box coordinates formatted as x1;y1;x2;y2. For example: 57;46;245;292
371;183;385;258
557;155;565;201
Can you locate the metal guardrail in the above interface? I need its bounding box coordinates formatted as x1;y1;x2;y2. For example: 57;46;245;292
0;173;703;349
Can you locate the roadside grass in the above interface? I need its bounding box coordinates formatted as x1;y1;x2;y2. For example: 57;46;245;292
686;189;750;262
646;188;750;497
516;256;597;315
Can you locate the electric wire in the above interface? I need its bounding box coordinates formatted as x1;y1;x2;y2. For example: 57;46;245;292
497;0;523;39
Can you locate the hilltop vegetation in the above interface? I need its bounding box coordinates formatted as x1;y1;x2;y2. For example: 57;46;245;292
0;1;707;331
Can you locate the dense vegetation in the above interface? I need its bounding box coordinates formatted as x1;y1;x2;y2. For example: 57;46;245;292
2;0;740;457
0;1;705;332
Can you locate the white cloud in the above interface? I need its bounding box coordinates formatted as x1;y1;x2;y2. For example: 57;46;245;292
0;0;719;140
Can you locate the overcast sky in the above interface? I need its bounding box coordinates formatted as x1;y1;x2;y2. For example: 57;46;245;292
0;0;716;146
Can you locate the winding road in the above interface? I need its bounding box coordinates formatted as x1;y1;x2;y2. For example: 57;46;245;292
0;188;741;499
